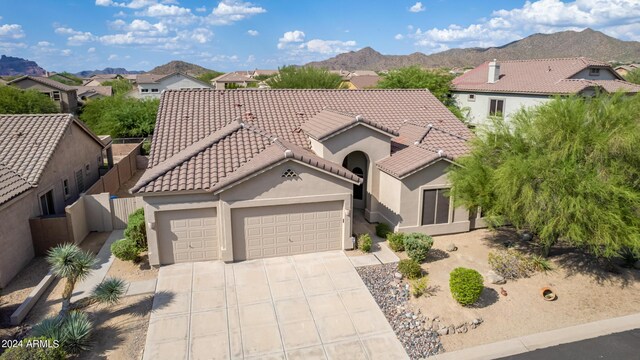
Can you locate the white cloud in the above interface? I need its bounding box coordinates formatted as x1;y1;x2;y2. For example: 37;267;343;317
209;0;266;25
247;29;259;36
61;49;72;56
210;54;239;62
55;27;97;44
247;54;255;62
0;24;25;39
37;41;53;47
108;54;119;60
195;6;207;12
139;4;192;17
277;30;305;49
96;0;164;9
409;2;425;13
302;39;357;54
88;47;96;53
394;34;404;40
401;0;640;53
184;28;213;43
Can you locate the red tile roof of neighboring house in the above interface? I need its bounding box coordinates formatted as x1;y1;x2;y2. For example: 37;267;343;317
348;75;381;89
212;71;258;82
8;75;76;92
133;89;471;193
0;114;105;205
452;57;640;95
301;109;399;141
74;85;113;98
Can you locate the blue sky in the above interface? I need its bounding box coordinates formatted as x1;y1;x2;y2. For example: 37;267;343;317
0;0;639;72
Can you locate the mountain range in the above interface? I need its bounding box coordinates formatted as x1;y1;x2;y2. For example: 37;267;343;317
148;61;216;76
0;55;46;76
75;68;145;77
307;29;640;70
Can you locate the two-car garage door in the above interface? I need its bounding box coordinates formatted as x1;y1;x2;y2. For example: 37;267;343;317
232;201;344;261
156;201;345;264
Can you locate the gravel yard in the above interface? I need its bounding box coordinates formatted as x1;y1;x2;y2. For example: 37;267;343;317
357;263;443;359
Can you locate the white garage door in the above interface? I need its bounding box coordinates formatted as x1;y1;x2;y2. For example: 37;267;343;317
232;201;344;260
157;208;218;264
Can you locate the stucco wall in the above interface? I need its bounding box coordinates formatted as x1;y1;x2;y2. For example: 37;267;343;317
375;170;403;228
0;192;37;287
10;79;77;113
136;75;211;99
397;160;470;235
65;196;88;244
453;91;550;126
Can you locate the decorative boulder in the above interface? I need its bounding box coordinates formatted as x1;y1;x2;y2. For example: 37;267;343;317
446;243;458;252
485;270;506;285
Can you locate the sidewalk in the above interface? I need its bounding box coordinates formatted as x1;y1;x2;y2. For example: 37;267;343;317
71;230;123;302
350;212;399;267
432;312;640;360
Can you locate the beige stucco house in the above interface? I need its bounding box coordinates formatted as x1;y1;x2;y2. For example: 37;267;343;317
132;89;483;267
452;57;640;127
131;72;212;99
211;71;258;90
8;76;79;113
0;114;108;287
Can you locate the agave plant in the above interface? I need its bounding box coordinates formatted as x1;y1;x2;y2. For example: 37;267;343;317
31;311;93;354
47;243;97;315
31;316;63;340
72;277;127;309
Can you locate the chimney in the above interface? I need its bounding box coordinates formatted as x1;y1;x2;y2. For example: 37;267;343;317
488;59;500;83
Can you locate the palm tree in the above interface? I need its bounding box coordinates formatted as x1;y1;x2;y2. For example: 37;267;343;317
47;243;126;315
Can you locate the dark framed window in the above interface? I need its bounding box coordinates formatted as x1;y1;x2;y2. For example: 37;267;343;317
352;167;364;200
141;88;149;93
151;88;159;93
468;94;476;102
52;91;61;101
489;99;505;117
63;179;70;198
76;169;84;193
589;68;600;76
40;190;55;216
421;189;451;225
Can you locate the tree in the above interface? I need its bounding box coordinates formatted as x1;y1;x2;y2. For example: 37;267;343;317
196;71;224;84
624;68;640;85
0;86;58;113
376;66;465;119
101;78;133;95
50;72;83;86
47;244;126;316
448;94;640;258
266;66;343;89
80;95;158;138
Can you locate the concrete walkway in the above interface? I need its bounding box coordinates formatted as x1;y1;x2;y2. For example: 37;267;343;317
350;212;399;267
433;312;640;360
71;230;123;302
143;251;407;360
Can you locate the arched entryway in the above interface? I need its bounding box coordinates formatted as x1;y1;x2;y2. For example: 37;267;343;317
342;151;368;210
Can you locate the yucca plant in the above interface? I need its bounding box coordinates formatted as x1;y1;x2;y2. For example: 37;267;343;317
73;278;127;309
47;244;97;315
32;311;93;354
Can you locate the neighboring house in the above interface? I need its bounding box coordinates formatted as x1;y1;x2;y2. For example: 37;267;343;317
343;75;381;89
211;71;258;90
82;74;122;86
8;76;79;113
0;114;109;287
614;64;639;77
132;72;212;99
452;57;640;126
250;69;278;78
131;89;481;267
74;85;113;101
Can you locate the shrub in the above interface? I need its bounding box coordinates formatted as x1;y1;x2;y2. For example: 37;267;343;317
111;238;141;262
488;249;537;279
0;337;66;360
411;276;429;297
358;234;372;252
397;259;422;279
92;278;126;305
387;232;406;252
403;233;434;263
449;267;484;306
375;223;392;238
32;311;93;354
125;208;147;249
530;255;554;272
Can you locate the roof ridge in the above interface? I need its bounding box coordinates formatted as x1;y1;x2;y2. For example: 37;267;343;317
490;56;604;64
131;120;243;193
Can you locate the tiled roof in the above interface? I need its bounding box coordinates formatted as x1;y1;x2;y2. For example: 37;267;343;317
451;57;637;95
136;73;169;84
348;75;381;89
136;89;469;193
0;163;32;204
74;85;113;97
301;109;399;141
213;72;257;82
377;125;469;179
90;74;120;80
8;75;76;92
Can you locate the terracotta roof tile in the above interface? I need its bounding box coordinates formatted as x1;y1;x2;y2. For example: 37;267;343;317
74;85;113;97
301;109;399;141
348;75;381;89
0;163;32;204
8;75;76;92
452;57;639;95
137;89;468;193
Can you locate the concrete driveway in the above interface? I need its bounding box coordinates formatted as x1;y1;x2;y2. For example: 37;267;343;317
143;251;407;360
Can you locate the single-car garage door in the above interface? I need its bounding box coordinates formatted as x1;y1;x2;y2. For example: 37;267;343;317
232;201;344;260
156;208;219;264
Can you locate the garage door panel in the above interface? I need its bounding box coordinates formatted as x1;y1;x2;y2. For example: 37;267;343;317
157;208;218;265
233;201;344;260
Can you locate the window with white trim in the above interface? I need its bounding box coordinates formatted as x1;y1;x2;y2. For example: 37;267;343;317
141;88;149;93
421;189;451;225
52;91;61;101
151;88;159;93
468;94;476;102
489;99;505;117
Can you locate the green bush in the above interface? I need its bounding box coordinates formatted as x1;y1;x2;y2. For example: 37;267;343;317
375;223;392;238
32;311;93;354
397;259;422;279
387;232;406;252
110;238;141;262
411;276;429;297
0;337;66;360
449;267;484;306
403;233;434;263
124;208;147;250
358;234;372;252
